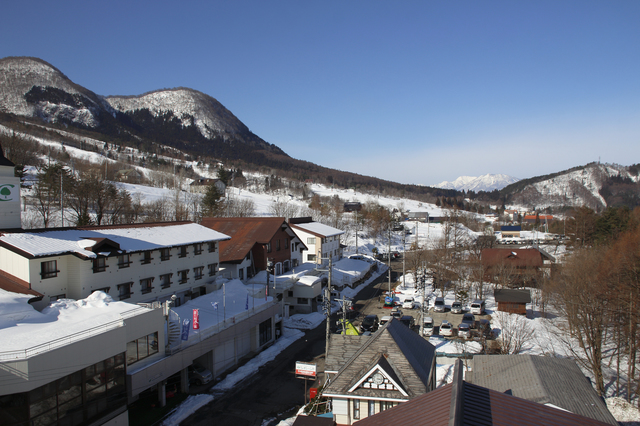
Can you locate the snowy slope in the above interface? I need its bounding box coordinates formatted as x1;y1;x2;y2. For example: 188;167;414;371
434;174;519;192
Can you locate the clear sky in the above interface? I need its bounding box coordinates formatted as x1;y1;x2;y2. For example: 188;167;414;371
2;1;639;186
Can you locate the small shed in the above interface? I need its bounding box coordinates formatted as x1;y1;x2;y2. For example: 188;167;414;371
494;289;531;315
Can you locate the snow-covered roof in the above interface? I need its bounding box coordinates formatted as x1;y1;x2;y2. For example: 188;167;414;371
0;222;230;258
290;221;344;238
296;275;321;286
0;290;147;357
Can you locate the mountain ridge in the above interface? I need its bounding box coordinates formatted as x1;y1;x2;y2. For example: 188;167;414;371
434;173;520;192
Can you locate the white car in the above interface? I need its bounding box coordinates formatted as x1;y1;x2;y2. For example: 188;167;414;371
439;320;454;337
458;323;471;339
422;317;434;336
402;297;416;309
451;301;463;314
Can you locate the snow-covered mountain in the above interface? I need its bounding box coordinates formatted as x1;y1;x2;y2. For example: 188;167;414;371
508;163;640;210
434;174;519;192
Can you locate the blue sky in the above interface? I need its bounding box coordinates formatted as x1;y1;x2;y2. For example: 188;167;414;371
2;1;639;185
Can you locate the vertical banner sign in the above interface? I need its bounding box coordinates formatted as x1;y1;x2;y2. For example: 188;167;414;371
193;309;200;329
181;319;191;340
245;293;249;310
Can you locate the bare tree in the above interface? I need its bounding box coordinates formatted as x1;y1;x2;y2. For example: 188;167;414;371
494;311;535;354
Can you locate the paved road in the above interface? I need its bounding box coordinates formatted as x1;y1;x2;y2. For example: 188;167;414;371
181;262;401;426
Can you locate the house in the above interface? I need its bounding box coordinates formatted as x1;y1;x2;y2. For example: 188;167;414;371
190;178;226;194
283;274;323;314
494;288;531;314
467;355;618;425
523;214;554;225
114;168;143;184
323;319;436;425
352;359;614;426
0;221;230;310
201;217;307;280
500;225;521;238
0;145;21;230
481;247;554;287
289;217;344;265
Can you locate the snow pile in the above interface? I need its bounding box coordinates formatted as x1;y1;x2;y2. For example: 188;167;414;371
284;312;325;330
161;394;214;426
0;289;142;354
604;397;640;425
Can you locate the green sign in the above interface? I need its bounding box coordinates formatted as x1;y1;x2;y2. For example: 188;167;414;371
0;184;15;202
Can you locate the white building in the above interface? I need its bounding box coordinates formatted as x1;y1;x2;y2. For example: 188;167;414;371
289;217;344;265
0;222;230;310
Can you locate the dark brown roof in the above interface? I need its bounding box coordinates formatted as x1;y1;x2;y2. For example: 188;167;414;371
493;289;532;304
0;269;43;300
201;217;290;263
482;248;544;268
291;415;334;426
0;143;15;167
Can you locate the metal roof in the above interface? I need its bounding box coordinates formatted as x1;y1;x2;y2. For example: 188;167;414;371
468;355;617;425
493;289;532;304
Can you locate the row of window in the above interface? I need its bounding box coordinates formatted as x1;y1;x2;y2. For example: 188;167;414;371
0;354;127;426
307;236;339;245
352;399;396;420
265;238;290;253
115;264;218;300
39;243;218;279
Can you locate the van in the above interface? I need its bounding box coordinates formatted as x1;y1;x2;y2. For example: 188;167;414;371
189;364;213;386
433;297;445;313
470;300;485;315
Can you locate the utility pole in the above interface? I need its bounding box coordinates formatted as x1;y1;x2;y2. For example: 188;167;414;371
355;209;358;254
402;232;405;287
324;258;333;359
388;225;392;294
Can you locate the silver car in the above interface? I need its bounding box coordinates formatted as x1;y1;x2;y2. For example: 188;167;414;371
451;301;462;314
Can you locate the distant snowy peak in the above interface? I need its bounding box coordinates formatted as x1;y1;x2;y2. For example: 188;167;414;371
106;88;249;139
434;174;520;192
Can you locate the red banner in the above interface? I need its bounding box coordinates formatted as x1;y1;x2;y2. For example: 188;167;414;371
193;309;199;329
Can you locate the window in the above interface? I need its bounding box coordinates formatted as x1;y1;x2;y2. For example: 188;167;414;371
141;251;152;264
285;238;289;249
287;290;293;297
238;268;244;280
140;277;154;294
307;237;315;245
160;273;172;289
118;254;131;268
297;298;308;305
308;254;316;262
93;257;107;273
353;399;360;420
160;248;171;261
117;282;133;300
41;260;58;279
126;332;158;366
193;243;203;255
178;269;189;284
380;401;394;411
208;242;217;253
368;400;375;417
208;263;218;276
276;239;281;251
259;319;272;346
50;294;66;302
179;246;188;258
194;266;204;280
266;242;272;253
95;287;110;294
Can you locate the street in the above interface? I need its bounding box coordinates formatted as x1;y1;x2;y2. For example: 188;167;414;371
181;262;400;426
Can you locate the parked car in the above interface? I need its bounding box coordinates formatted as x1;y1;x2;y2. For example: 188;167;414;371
433;297;445;313
461;313;476;328
399;315;415;329
360;314;380;333
470;300;485;315
189;364;213;386
451;301;463;314
379;315;392;326
422;316;434;336
458;323;471;339
390;308;403;319
402;297;417;309
439;320;454;337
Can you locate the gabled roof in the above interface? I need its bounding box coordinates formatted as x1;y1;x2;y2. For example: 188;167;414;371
481;248;544;268
494;289;532;304
323;319;436;401
0;143;15;167
354;360;614;426
467;355;617;425
0;269;43;301
0;222;230;259
201;217;305;263
288;218;344;238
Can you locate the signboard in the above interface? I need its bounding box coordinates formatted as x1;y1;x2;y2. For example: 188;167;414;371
0;176;21;229
193;309;199;329
295;361;317;378
181;319;191;340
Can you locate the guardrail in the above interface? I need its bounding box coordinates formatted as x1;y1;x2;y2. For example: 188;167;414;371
0;305;152;361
